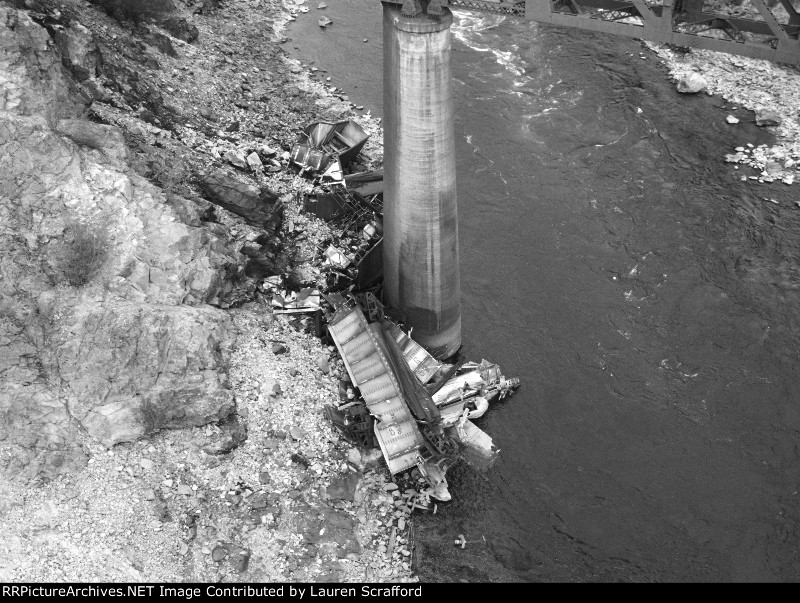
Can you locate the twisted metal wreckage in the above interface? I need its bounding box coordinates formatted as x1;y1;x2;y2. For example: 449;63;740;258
278;122;521;502
325;299;520;501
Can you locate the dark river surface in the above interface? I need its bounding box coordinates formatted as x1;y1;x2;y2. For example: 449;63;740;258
285;1;800;582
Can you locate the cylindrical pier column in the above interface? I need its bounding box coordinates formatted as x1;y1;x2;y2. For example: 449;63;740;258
382;2;461;359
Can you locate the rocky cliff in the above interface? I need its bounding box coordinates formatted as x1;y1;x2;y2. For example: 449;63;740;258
0;3;278;484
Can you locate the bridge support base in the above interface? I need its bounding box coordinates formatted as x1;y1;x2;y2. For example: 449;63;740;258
382;2;461;359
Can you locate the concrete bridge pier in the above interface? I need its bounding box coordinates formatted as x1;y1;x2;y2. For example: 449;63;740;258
382;1;461;359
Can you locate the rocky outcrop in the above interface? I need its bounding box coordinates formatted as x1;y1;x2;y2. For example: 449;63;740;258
196;167;283;232
161;15;199;43
0;7;255;484
50;299;236;447
0;6;84;119
53;20;101;81
55;118;128;166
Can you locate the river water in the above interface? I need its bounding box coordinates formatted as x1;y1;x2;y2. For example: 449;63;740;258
286;1;800;582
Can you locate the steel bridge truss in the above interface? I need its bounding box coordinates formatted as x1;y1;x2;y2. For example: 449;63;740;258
384;0;800;64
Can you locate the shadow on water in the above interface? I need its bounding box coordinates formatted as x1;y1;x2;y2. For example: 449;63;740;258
287;1;800;582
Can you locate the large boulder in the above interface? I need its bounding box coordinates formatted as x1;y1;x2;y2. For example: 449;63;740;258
196;168;283;232
755;107;781;127
53;300;237;447
676;72;707;94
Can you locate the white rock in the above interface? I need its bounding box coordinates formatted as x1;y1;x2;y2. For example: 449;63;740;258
726;115;740;124
676;72;707;94
246;152;263;170
224;150;248;169
346;448;361;466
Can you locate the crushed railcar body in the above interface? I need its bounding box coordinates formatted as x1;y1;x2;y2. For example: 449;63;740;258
290;119;369;185
326;299;519;501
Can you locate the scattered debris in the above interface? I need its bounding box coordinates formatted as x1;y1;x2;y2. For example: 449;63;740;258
271;287;321;314
290;119;370;186
324;245;352;270
325;300;520;501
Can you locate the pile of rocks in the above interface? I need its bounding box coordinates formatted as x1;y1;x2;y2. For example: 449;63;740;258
725;143;796;185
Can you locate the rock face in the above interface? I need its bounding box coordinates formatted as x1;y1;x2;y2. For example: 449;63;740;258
0;8;251;484
53;21;100;82
161;16;199;43
55;119;128;167
196;168;283;232
676;72;707;94
0;7;83;118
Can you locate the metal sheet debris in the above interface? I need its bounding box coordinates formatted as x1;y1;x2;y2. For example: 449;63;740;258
356;237;383;291
323;245;351;270
327;303;427;476
271;287;321;314
345;169;384;196
324;299;520;500
385;320;442;385
291;120;368;181
323;401;376;448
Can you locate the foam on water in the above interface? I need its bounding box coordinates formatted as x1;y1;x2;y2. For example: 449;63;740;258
452;11;583;118
452;12;528;81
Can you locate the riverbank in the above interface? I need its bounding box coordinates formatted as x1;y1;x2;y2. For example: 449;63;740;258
646;42;800;184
